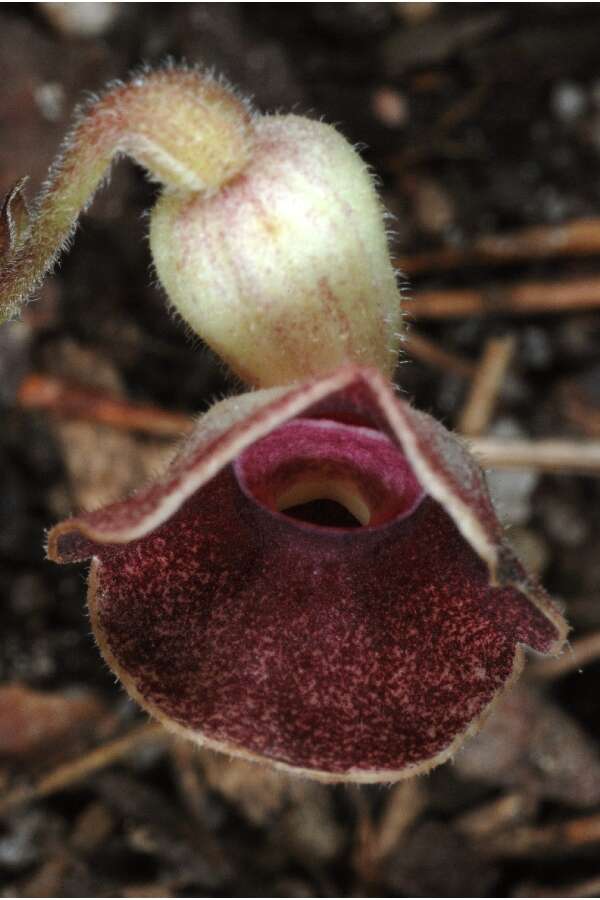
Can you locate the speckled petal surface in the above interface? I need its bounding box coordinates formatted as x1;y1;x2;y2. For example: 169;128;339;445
47;366;568;781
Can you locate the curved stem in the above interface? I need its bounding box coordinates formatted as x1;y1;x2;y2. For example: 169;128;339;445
0;67;254;321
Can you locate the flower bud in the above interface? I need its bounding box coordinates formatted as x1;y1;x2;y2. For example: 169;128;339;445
2;67;403;387
150;115;402;387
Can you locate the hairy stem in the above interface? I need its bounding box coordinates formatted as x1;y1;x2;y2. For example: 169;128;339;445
0;67;254;321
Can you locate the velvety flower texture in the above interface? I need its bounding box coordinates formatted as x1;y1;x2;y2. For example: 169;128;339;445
47;366;567;783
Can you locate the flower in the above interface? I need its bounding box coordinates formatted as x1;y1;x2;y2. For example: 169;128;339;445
47;366;566;783
2;65;568;782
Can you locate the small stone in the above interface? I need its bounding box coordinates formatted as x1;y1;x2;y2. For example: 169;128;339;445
487;467;539;526
37;2;120;38
533;184;572;223
371;86;409;129
0;812;55;869
410;176;455;236
484;420;540;526
33;82;66;123
550;80;587;123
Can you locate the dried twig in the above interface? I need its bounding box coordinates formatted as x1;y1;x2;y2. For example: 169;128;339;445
482;812;600;858
529;631;600;682
19;373;600;475
0;721;166;817
455;792;534;840
168;740;210;824
409;275;600;318
457;334;515;436
468;437;600;474
372;779;426;861
350;786;377;887
402;330;476;379
17;373;193;437
398;217;600;276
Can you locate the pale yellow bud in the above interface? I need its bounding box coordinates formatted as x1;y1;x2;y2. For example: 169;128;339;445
2;65;403;385
150;115;402;387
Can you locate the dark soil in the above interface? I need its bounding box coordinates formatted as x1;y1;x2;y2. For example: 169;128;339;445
2;4;600;897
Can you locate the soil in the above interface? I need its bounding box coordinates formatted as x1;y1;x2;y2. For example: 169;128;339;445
2;4;600;897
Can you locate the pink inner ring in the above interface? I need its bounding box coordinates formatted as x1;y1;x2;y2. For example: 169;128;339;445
234;417;425;530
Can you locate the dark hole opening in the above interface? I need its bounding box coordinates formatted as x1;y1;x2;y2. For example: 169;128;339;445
282;498;363;528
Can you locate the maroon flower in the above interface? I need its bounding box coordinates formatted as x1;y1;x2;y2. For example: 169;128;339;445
0;68;568;782
47;366;567;783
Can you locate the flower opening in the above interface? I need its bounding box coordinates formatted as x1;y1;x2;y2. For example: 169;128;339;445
234;418;425;530
47;367;567;783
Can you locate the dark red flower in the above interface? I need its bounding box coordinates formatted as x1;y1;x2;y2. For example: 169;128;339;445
47;366;567;782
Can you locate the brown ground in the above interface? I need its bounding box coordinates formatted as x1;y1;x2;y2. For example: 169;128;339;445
3;4;600;896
